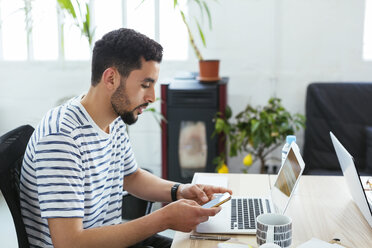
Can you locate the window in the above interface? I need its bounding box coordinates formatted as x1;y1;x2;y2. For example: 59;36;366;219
127;0;155;40
93;0;122;41
32;0;58;60
0;0;28;60
159;0;188;60
363;0;372;60
0;0;188;61
63;9;91;60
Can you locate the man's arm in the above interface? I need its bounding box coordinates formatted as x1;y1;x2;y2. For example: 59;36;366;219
123;168;176;202
48;198;221;248
124;168;233;204
48;212;165;248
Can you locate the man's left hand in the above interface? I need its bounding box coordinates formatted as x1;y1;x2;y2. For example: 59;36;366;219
177;184;233;205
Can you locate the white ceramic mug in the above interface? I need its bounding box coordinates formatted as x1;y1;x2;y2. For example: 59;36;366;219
256;213;292;248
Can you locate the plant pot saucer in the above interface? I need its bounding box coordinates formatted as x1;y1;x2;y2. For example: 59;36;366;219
197;76;221;82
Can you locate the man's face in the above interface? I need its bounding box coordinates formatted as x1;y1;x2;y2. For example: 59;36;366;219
111;59;160;125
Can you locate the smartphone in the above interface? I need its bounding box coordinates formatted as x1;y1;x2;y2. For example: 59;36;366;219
202;192;231;208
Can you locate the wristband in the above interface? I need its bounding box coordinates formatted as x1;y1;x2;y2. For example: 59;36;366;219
171;183;181;201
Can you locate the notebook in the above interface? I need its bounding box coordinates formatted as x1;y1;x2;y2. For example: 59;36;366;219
330;131;372;228
196;142;305;234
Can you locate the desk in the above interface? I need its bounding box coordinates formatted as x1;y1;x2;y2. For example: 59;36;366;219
171;173;372;248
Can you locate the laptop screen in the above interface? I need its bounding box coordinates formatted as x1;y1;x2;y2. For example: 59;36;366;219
271;143;304;213
330;132;372;228
274;148;302;197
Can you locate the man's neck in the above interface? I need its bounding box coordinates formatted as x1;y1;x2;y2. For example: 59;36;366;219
80;86;117;134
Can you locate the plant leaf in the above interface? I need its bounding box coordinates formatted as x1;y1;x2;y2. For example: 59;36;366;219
84;3;94;46
251;119;260;133
180;10;186;22
195;18;206;47
57;0;77;18
194;0;204;23
202;1;212;29
225;105;232;119
138;0;146;8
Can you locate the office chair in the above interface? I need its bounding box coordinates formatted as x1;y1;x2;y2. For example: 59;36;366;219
122;192;153;219
0;125;34;248
122;168;154;220
303;83;372;176
0;124;153;248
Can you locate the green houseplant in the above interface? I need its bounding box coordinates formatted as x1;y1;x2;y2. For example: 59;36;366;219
173;0;220;81
214;98;306;174
57;0;95;56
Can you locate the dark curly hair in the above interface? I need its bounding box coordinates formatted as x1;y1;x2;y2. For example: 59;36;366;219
91;28;163;86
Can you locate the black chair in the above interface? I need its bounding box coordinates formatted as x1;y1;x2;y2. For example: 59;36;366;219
122;168;154;220
0;125;34;248
0;124;152;248
122;192;153;220
303;83;372;175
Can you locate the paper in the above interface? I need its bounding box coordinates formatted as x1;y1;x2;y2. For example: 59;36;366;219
297;238;345;248
217;243;252;248
193;174;228;188
361;177;372;205
366;191;372;205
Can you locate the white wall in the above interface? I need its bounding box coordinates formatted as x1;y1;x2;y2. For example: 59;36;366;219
1;0;371;174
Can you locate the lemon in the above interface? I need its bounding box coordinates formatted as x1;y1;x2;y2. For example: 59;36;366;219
215;119;224;132
243;154;253;166
217;164;229;173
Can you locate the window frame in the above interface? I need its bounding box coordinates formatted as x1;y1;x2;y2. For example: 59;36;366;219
0;0;186;61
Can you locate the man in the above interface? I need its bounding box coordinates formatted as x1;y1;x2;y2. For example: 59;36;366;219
20;28;232;248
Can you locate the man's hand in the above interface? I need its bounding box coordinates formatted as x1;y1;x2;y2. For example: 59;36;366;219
177;184;233;205
161;199;222;232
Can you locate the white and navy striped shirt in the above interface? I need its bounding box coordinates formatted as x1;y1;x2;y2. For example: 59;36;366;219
20;95;137;247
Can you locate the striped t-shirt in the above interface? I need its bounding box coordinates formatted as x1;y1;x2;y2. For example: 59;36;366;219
20;95;138;247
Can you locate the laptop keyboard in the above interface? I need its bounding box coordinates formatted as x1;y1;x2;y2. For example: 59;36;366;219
230;198;271;230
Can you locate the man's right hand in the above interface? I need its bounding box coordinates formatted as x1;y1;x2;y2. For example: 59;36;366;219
161;199;222;232
47;199;221;248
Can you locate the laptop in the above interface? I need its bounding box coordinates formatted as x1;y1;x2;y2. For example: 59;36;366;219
196;142;305;234
330;131;372;228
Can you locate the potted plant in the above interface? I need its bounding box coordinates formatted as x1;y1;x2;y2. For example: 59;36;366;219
213;97;306;174
173;0;220;82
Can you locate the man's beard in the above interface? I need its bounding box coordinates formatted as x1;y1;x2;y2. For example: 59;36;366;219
111;79;148;125
116;103;149;125
118;109;137;125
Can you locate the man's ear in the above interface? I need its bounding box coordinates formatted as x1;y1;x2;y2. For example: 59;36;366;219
102;67;120;91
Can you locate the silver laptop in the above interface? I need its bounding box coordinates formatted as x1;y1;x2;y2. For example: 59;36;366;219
330;131;372;228
196;142;305;234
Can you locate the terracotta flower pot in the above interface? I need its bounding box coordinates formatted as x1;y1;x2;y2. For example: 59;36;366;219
198;60;220;82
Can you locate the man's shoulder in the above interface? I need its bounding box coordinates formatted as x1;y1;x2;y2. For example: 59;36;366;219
45;98;92;134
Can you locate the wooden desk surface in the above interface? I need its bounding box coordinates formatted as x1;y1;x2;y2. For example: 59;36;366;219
171;173;372;248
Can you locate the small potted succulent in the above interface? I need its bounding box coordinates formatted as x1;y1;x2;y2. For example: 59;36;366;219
173;0;220;82
213;98;306;174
